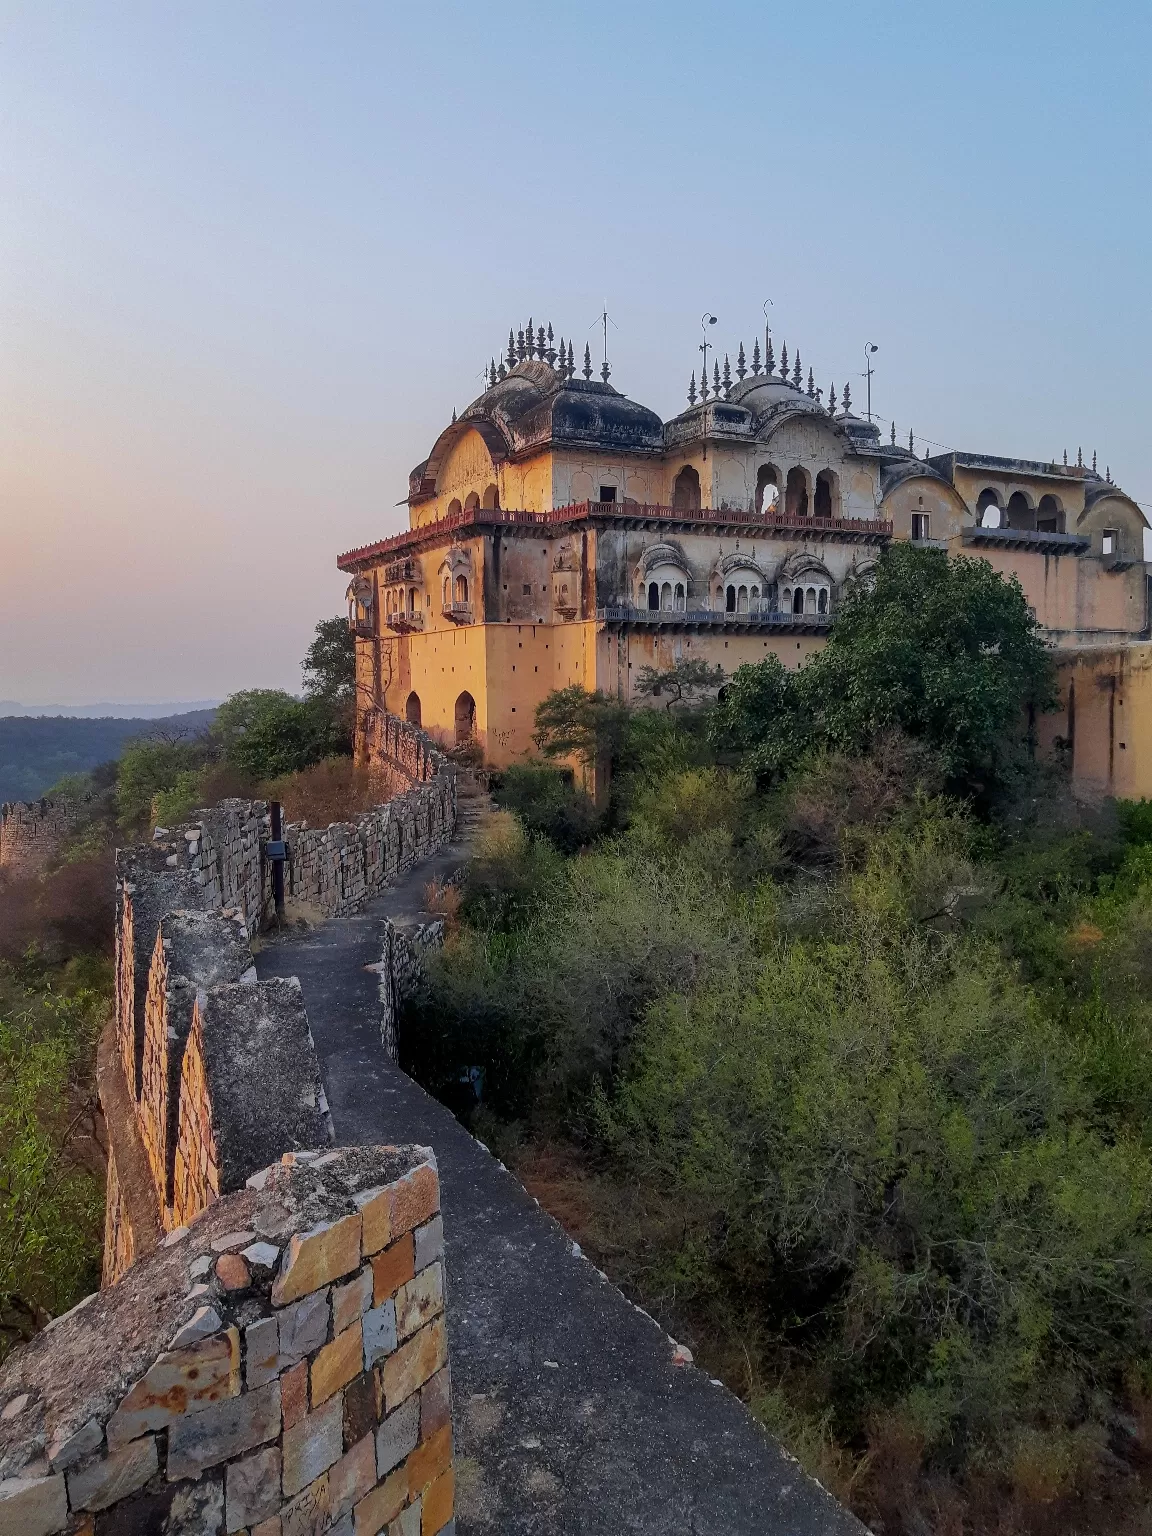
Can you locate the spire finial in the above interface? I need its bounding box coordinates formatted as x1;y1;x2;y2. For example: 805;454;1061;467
1107;466;1112;483
1077;446;1083;467
736;342;747;381
909;427;914;453
828;383;836;414
722;353;731;398
891;420;897;445
1092;449;1097;472
780;341;788;380
601;354;611;383
451;407;457;424
507;330;516;369
516;328;526;361
751;338;762;376
538;325;546;360
526;318;535;358
1063;448;1068;465
700;365;708;401
688;372;697;405
807;367;815;398
713;360;721;398
498;359;507;379
792;350;802;389
842;381;851;414
582;343;592;379
765;337;775;375
545;325;557;367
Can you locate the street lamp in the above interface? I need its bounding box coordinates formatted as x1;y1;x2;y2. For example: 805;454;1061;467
700;313;718;386
863;342;878;422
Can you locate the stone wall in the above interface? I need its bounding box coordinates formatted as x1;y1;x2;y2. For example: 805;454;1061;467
0;796;90;878
0;1146;454;1536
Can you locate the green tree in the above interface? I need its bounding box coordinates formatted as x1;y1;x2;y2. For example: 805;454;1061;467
707;652;813;782
226;699;345;781
533;686;632;775
302;617;356;708
116;737;208;829
211;689;300;752
633;657;726;711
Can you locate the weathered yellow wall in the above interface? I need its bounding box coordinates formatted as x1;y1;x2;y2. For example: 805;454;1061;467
1038;646;1152;800
882;476;968;541
966;546;1146;641
952;464;1086;524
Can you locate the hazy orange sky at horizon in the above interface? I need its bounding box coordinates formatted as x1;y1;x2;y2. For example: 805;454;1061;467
3;2;1150;704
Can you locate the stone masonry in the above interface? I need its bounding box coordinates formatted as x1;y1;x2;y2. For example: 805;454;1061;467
0;797;91;878
0;1145;454;1536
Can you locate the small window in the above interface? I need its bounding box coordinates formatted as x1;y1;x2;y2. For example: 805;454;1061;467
523;583;531;595
599;485;617;503
912;512;930;541
1103;529;1118;556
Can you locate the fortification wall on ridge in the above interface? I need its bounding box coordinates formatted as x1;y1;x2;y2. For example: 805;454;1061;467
0;797;90;878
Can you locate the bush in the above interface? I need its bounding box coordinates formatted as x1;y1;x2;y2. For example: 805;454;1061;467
226;698;349;780
491;762;602;853
261;757;393;826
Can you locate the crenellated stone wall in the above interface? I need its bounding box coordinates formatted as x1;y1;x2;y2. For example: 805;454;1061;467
0;1146;454;1536
0;796;91;878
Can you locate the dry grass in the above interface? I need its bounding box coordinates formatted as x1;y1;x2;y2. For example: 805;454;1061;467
260;757;397;827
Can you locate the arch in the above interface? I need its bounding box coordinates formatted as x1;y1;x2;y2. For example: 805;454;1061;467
792;587;804;614
405;692;422;727
814;468;839;519
818;588;828;614
756;463;781;515
804;587;817;614
660;581;673;611
454;573;469;604
785;466;810;517
672;464;701;511
463;490;481;513
1006;490;1034;531
726;584;737;613
442;576;451;606
454;691;476;746
976;488;1002;528
408;587;417;615
674;582;686;611
1037;493;1064;532
737;585;749;613
481;483;500;510
447;498;462;518
648;581;660;611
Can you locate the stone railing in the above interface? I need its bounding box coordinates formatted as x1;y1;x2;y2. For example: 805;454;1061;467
0;1146;454;1536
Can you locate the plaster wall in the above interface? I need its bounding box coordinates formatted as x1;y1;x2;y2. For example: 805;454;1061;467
882;477;969;541
967;546;1147;640
1077;491;1147;562
952;464;1086;524
1038;645;1152;800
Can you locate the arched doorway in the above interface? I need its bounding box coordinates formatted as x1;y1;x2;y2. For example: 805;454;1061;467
977;489;1002;528
405;692;421;726
1006;491;1034;531
814;469;838;519
1037;494;1063;533
756;464;780;515
482;483;500;510
672;465;701;511
785;467;810;517
454;691;476;745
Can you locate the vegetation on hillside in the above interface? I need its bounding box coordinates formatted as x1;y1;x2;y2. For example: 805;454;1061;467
401;548;1152;1534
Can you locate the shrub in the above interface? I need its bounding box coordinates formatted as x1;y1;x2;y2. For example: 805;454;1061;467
491;762;602;852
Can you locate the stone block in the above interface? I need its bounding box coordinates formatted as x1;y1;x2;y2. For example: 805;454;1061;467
382;1318;447;1413
226;1445;281;1533
333;1267;372;1334
371;1235;414;1306
406;1424;451;1497
279;1289;330;1367
363;1299;397;1369
282;1361;309;1429
253;1518;283;1536
246;1315;281;1389
92;1473;223;1535
329;1515;354;1536
273;1212;362;1307
283;1393;343;1497
168;1381;281;1480
355;1188;392;1257
351;1466;406;1535
46;1416;102;1471
328;1434;376;1526
67;1435;158;1512
312;1322;363;1408
420;1470;453;1536
0;1473;68;1536
395;1264;443;1343
342;1372;378;1451
108;1329;240;1446
217;1253;251;1291
388;1504;421;1536
413;1218;443;1273
420;1368;451;1441
376;1396;419;1477
282;1471;329;1536
390;1166;438;1244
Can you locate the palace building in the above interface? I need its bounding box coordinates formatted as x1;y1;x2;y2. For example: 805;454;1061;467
338;321;1150;794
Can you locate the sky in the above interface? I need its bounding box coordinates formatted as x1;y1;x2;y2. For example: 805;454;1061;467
2;1;1150;705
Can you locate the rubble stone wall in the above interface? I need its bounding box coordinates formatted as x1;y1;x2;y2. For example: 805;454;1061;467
0;796;90;878
0;1147;454;1536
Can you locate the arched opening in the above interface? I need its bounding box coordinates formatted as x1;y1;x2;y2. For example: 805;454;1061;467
715;586;725;611
1006;491;1034;531
804;587;816;614
463;490;481;513
482;483;500;510
648;581;660;611
756;464;781;515
405;692;422;727
792;587;804;614
1037;494;1063;533
447;498;462;518
750;584;760;610
977;489;1002;528
785;466;810;517
454;574;469;604
726;584;737;613
737;585;749;613
674;582;685;611
660;581;673;611
408;587;418;615
454;691;476;745
442;576;451;606
814;469;839;519
672;465;701;511
818;588;828;614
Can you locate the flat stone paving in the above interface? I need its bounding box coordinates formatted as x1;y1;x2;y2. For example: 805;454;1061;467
255;837;867;1536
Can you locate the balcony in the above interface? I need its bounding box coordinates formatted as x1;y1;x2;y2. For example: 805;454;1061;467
597;605;833;633
961;526;1090;556
386;610;423;633
348;616;375;638
442;602;473;625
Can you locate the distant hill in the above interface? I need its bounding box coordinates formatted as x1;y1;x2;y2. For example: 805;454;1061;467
0;709;217;803
0;700;219;718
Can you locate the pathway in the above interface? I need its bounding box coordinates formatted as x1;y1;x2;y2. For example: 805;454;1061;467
255;782;865;1535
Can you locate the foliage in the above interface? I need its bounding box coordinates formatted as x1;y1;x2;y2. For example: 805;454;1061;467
633;656;726;710
116;736;210;831
533;686;631;773
302;616;356;708
490;762;602;853
226;697;347;781
210;689;301;751
261;756;393;827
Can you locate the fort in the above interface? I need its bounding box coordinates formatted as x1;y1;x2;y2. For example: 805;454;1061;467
0;796;91;877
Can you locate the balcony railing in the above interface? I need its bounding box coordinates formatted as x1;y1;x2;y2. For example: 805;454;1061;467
961;526;1090;555
598;605;833;629
385;610;424;633
442;602;473;624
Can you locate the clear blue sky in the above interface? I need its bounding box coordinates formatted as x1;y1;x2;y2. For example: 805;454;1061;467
2;1;1149;703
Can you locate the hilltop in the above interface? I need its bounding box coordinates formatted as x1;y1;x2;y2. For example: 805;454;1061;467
0;709;217;802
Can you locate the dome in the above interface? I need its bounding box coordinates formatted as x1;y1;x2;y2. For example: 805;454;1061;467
463;359;664;456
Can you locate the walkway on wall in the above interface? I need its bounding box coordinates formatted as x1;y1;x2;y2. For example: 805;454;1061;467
254;779;864;1536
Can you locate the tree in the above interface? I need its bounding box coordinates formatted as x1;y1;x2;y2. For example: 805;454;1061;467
633;657;726;711
303;617;356;708
707;653;813;782
227;699;346;781
116;737;209;829
533;687;632;774
211;689;300;752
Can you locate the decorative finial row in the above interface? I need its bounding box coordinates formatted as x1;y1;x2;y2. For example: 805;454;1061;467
488;322;580;387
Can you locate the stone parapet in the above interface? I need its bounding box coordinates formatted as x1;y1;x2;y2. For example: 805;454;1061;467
0;797;91;879
0;1146;453;1536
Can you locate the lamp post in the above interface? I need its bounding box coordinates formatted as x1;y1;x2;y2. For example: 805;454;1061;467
763;299;773;366
863;342;878;422
700;312;718;386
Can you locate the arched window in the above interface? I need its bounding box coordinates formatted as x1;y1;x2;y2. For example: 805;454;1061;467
447;498;462;518
405;692;421;726
818;588;828;614
750;585;760;610
1006;491;1034;531
977;489;1002;528
792;587;804;614
785;467;810;517
805;587;817;614
814;469;839;519
756;464;781;515
648;581;660;610
660;582;672;611
715;586;725;611
672;465;701;511
674;583;685;611
408;587;417;615
782;587;791;612
726;584;737;612
737;585;749;613
1037;494;1063;533
464;491;480;513
454;574;469;604
442;576;451;606
482;483;500;510
454;691;476;746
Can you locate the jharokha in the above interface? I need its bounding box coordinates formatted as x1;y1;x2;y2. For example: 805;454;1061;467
341;318;1152;797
